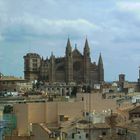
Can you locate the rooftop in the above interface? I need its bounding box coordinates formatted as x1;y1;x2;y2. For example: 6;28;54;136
117;118;140;132
0;76;25;81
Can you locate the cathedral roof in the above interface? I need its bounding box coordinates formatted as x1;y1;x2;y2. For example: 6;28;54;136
25;53;40;58
72;48;83;58
55;57;65;64
90;63;98;70
129;105;140;114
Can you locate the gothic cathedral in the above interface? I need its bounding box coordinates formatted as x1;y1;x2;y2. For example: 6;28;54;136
24;38;104;85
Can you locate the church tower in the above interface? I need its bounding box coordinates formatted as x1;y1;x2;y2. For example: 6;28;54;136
23;53;41;81
83;38;91;84
98;53;104;83
49;52;55;83
65;38;73;83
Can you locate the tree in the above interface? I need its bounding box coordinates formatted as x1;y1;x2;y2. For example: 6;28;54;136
3;105;13;114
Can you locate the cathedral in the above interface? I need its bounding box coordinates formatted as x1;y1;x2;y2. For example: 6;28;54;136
24;38;104;85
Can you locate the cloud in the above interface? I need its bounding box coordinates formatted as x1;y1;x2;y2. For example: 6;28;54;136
0;34;4;41
117;1;140;20
1;17;100;42
0;0;140;81
30;18;99;35
98;6;140;44
118;1;140;11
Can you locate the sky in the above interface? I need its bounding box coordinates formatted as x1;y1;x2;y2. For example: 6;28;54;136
0;0;140;81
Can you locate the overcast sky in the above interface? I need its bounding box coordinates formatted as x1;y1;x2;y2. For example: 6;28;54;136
0;0;140;81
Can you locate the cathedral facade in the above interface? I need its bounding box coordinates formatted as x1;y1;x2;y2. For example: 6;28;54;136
24;38;104;85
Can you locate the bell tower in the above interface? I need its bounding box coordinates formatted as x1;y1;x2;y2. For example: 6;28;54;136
83;38;91;84
49;52;55;83
65;38;73;83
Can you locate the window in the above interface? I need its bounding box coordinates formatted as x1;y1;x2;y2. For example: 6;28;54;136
102;131;106;136
86;133;89;138
32;68;37;71
86;112;89;116
72;133;74;139
32;59;37;62
33;63;37;67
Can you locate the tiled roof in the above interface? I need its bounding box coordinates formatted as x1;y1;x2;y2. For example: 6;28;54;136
129;105;140;113
0;76;25;81
116;119;140;131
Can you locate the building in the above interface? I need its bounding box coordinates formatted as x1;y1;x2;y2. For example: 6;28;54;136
24;38;104;85
132;95;140;104
1;92;118;140
64;120;110;140
2;90;117;139
13;101;84;136
76;92;117;113
129;105;140;120
0;75;32;92
116;119;140;140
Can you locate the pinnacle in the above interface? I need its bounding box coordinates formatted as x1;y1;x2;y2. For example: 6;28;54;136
84;38;89;49
66;37;72;48
98;53;103;65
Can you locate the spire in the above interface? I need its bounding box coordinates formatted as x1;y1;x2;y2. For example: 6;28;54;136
51;51;53;56
66;38;72;55
98;53;103;66
75;43;77;50
66;38;72;50
50;52;55;59
84;38;90;57
98;53;104;82
84;38;90;51
65;38;73;83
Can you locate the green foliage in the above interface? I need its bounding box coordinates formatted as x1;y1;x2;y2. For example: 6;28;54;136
3;105;13;114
